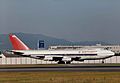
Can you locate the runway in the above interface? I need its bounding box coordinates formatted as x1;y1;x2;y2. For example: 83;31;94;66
0;64;120;72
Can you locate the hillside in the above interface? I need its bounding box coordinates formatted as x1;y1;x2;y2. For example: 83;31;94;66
0;33;111;50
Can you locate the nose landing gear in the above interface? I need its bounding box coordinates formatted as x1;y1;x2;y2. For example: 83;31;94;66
102;60;105;63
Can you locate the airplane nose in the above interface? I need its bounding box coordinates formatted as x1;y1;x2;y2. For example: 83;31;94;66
111;51;115;55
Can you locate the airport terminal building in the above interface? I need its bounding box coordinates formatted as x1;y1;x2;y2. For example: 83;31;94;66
49;44;120;54
0;44;120;64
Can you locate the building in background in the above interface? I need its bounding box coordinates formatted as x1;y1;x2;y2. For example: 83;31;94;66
37;40;45;50
49;44;120;54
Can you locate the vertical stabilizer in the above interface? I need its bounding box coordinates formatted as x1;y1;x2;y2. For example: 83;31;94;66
9;34;30;50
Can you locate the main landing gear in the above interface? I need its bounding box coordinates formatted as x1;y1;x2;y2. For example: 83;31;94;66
58;61;71;64
66;61;71;64
58;61;65;64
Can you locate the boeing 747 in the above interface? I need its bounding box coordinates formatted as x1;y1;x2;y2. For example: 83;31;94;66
3;34;115;64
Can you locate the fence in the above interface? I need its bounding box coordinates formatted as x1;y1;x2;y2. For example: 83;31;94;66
0;54;120;64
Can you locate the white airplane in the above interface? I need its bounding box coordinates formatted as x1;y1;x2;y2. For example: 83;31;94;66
4;34;115;64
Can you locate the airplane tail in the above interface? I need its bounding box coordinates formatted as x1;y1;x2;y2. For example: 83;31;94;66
9;34;30;50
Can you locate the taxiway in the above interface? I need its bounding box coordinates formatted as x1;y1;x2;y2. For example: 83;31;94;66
0;64;120;72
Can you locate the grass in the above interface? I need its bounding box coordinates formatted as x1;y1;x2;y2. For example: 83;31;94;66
0;72;120;83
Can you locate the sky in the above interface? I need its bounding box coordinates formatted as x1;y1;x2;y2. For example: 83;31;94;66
0;0;120;43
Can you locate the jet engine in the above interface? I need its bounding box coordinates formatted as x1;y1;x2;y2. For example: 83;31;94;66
62;56;71;61
44;56;53;61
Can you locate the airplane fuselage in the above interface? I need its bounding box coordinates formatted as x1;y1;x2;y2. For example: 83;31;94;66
9;48;114;61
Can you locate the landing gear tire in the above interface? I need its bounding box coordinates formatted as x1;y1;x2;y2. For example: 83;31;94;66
66;61;71;64
58;61;65;64
102;60;104;64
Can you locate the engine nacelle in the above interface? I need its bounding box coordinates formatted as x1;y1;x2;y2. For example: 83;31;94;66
44;56;53;61
62;57;71;61
72;57;81;61
30;55;45;59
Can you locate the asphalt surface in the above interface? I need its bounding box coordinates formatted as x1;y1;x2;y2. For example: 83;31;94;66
0;64;120;72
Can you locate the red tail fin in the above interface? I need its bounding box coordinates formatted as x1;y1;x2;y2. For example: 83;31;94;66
9;34;30;50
